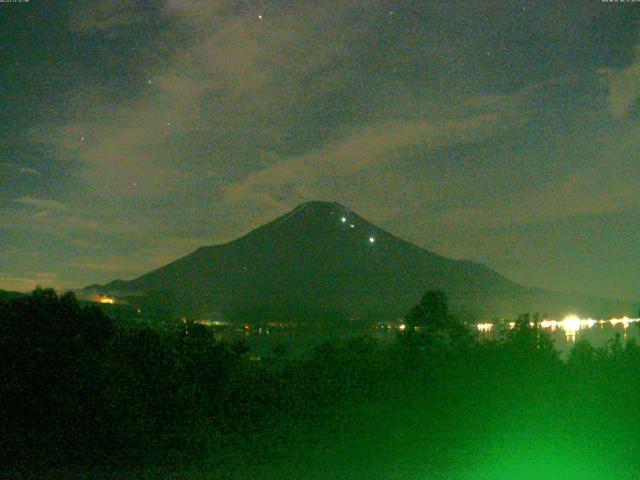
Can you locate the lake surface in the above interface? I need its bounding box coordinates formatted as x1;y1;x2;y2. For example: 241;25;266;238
476;315;640;355
210;315;640;358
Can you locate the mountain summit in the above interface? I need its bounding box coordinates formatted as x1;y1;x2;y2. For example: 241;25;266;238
85;202;635;321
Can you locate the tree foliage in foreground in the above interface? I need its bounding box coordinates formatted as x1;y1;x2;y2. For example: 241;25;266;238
1;289;640;478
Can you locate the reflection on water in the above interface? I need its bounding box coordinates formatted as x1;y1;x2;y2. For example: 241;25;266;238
477;315;639;341
477;315;640;353
207;314;640;358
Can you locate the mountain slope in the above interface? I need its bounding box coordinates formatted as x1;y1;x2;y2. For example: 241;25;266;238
84;201;636;321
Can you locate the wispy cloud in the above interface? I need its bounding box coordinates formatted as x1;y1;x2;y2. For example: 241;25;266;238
431;159;640;230
14;196;68;212
17;167;40;176
223;113;501;207
66;0;158;33
0;163;40;176
602;45;640;118
0;274;76;293
69;262;149;273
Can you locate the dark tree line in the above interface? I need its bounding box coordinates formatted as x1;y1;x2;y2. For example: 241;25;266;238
2;289;640;478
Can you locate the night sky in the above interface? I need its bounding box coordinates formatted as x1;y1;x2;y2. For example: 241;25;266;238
1;1;639;301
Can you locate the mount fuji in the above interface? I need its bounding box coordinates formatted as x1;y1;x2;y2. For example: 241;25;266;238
83;201;636;322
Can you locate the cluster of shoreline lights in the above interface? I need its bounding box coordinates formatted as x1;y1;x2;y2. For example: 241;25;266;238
477;314;640;341
338;213;375;243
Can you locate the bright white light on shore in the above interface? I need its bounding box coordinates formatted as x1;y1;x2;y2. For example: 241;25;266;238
475;315;640;340
561;314;581;333
611;316;633;328
369;236;375;243
341;216;347;223
540;319;557;330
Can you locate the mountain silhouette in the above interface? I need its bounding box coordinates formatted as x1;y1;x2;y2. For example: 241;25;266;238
83;201;636;321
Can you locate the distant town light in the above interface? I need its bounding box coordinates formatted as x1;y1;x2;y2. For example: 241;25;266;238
97;296;115;304
349;224;355;228
477;315;640;340
341;216;347;223
561;314;581;334
369;236;375;243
